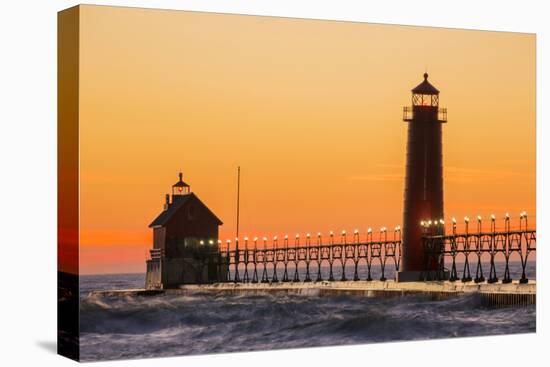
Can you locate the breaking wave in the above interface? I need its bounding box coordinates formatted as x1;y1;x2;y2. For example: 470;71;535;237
79;273;535;361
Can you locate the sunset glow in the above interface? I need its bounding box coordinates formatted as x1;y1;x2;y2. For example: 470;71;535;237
71;6;535;274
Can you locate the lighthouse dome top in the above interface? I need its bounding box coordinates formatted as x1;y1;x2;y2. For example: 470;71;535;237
411;73;439;95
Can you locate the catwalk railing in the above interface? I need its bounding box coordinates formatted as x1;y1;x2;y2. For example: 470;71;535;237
218;215;535;284
422;216;536;283
224;230;401;283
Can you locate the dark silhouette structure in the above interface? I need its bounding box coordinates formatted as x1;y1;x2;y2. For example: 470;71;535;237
142;75;537;288
221;217;535;285
398;73;447;281
145;172;225;289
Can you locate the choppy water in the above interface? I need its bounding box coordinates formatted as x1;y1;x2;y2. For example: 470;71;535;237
79;262;536;362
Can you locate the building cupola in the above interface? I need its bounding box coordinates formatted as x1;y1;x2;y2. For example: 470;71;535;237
172;172;190;201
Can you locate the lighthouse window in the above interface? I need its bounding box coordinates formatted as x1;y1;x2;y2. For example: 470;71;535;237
413;93;438;107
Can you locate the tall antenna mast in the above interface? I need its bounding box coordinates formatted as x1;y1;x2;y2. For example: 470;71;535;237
236;166;241;240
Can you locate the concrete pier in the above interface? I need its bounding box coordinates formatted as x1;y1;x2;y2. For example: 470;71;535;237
90;280;535;307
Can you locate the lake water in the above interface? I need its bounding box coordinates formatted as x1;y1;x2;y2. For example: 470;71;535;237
79;261;535;362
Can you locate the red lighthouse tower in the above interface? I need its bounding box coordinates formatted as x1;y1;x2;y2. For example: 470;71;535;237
398;73;447;282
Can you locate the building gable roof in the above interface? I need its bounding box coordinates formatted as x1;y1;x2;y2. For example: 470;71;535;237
148;193;223;228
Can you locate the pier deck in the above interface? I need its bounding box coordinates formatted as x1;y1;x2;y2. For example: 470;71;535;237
90;280;536;307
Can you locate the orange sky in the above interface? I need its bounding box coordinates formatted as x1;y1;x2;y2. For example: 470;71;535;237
76;5;535;274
